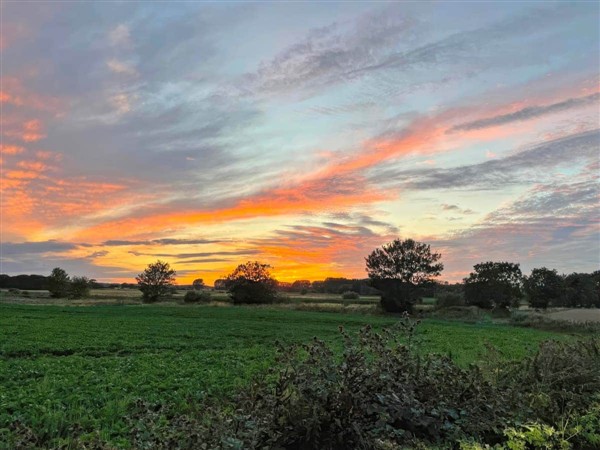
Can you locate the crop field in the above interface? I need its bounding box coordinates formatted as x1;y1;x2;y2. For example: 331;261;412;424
0;303;570;448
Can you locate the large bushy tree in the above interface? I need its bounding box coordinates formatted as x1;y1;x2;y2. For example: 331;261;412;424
48;267;71;298
365;239;443;313
136;260;176;303
563;273;599;308
225;261;277;304
524;268;564;309
464;262;523;309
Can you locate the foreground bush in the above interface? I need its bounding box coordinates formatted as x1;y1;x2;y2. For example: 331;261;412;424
129;318;600;449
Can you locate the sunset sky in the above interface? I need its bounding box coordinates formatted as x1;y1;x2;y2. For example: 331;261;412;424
1;1;599;285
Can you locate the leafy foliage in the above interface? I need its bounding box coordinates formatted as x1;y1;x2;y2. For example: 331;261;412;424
69;276;92;299
47;267;71;298
524;267;565;309
128;319;600;450
225;261;278;304
365;238;443;284
366;239;443;313
464;262;523;309
136;260;176;303
563;273;599;308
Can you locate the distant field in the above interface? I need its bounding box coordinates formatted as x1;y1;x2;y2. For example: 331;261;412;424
0;288;383;314
0;303;567;448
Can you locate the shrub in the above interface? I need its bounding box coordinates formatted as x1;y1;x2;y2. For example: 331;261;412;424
341;291;360;300
69;276;91;299
8;288;21;294
183;290;211;304
435;291;465;308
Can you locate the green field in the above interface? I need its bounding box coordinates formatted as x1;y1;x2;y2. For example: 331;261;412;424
0;304;568;448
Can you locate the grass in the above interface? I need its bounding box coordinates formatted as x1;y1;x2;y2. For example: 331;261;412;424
0;303;569;448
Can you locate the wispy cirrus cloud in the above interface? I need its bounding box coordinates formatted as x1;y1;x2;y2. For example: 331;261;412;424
450;93;600;132
372;129;599;191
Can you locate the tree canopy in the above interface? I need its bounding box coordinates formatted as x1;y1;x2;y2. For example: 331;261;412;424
225;261;277;304
464;261;523;309
365;239;443;285
48;267;71;298
524;267;564;309
365;239;443;313
136;260;176;303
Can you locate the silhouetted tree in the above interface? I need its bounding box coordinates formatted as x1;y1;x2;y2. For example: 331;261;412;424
524;268;564;309
365;239;443;313
136;260;176;303
464;262;522;309
213;279;227;290
225;261;277;304
48;267;71;298
192;278;205;290
291;280;311;292
564;273;598;308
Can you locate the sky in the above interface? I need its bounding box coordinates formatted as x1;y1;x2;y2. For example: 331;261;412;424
1;1;599;285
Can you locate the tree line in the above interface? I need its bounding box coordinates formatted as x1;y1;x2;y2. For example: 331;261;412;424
2;238;598;311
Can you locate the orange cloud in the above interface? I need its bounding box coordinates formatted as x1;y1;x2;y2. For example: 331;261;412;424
3;119;46;142
73;173;393;242
0;77;63;113
1;144;25;155
17;160;48;172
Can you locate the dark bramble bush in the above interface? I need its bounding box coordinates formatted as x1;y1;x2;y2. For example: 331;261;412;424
341;291;360;300
128;317;600;450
